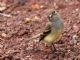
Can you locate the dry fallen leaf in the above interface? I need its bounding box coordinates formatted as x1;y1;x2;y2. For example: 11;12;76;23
40;4;48;9
0;2;7;11
24;18;32;23
31;3;40;10
1;33;7;37
32;15;40;20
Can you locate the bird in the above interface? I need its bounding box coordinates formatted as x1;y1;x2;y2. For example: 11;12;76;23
39;10;64;44
27;10;63;48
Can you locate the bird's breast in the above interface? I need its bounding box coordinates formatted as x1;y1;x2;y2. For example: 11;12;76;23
43;29;61;44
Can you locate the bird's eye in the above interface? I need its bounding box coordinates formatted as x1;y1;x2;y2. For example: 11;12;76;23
52;11;56;14
52;11;57;15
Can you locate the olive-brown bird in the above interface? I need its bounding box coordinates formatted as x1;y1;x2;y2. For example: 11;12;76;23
39;11;63;44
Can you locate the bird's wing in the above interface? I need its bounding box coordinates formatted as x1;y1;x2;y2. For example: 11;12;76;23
39;23;52;42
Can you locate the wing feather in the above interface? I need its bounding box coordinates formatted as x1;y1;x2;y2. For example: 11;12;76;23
39;23;52;42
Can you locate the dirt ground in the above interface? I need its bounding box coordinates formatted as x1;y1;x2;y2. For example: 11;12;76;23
0;0;80;60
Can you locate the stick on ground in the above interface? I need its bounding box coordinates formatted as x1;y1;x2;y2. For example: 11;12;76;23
0;13;12;17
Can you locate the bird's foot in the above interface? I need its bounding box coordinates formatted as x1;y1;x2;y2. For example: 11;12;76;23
51;44;57;53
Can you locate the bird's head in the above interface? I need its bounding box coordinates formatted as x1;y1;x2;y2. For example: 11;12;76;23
47;10;60;22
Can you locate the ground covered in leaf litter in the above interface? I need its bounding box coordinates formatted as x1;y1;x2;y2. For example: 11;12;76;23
0;0;80;60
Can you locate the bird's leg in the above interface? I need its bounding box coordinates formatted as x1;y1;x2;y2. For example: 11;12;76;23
51;43;57;53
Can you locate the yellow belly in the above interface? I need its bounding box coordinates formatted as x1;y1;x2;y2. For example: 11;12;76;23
43;31;61;44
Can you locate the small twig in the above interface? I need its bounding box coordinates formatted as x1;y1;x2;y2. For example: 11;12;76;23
24;33;42;43
28;33;42;40
0;13;12;17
